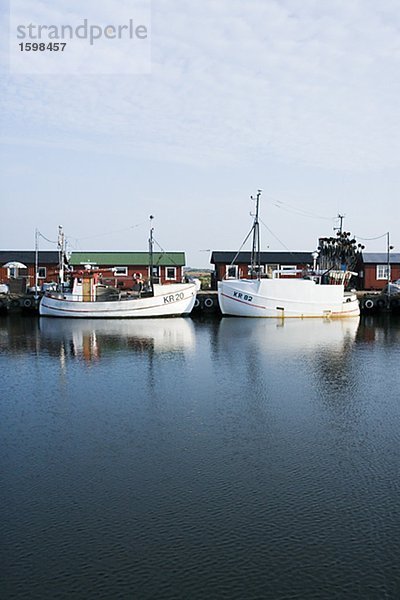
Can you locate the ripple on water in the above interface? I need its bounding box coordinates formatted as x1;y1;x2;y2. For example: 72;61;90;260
2;316;400;599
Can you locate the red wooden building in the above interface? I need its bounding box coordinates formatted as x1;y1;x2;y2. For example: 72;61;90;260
0;251;61;292
361;253;400;290
69;252;187;289
210;251;314;286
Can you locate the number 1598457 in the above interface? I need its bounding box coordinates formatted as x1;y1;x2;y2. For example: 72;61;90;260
19;42;67;51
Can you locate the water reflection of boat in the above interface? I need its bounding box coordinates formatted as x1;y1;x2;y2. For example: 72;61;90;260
39;317;196;360
214;318;361;405
217;317;359;353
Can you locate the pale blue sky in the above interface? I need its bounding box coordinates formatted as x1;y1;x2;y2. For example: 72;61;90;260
1;0;400;266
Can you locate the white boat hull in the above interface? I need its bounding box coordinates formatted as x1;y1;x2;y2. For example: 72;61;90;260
39;283;197;318
218;278;360;318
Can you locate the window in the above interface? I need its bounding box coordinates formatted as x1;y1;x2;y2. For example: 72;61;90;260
7;266;28;278
265;264;279;277
248;264;265;276
376;265;390;280
280;265;297;276
165;267;177;280
37;267;46;279
113;266;128;276
226;265;238;279
149;266;160;283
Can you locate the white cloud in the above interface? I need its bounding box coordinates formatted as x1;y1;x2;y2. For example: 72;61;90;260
9;0;150;74
2;0;400;170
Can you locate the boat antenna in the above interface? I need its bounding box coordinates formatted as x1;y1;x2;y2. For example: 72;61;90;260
334;213;345;235
250;190;262;279
149;215;154;293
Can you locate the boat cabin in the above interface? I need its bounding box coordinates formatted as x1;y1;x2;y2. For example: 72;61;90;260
71;271;100;302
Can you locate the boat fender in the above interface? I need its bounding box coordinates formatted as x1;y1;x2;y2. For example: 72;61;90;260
376;298;386;308
364;298;374;309
23;298;32;308
194;298;200;308
390;298;400;308
204;297;214;308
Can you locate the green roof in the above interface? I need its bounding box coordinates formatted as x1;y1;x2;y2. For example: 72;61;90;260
69;252;186;267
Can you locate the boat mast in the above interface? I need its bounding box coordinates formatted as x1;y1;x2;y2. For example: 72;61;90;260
34;228;39;301
387;231;393;301
149;215;154;293
58;225;65;288
250;190;262;279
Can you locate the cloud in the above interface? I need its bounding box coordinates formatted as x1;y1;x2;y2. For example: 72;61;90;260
2;0;400;170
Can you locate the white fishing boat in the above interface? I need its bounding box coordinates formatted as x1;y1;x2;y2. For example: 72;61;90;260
39;281;197;318
218;191;360;318
39;218;197;318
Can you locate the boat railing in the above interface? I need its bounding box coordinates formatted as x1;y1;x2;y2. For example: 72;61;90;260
46;291;66;300
270;268;358;286
271;268;309;279
323;270;358;285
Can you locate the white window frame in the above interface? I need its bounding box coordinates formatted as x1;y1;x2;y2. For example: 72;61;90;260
8;267;17;278
113;266;128;276
376;264;390;280
280;265;297;276
225;265;238;279
165;266;177;280
248;264;265;276
265;263;279;277
37;267;47;279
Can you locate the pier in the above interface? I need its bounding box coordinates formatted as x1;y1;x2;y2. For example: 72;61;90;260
0;293;39;314
358;291;400;313
1;290;400;317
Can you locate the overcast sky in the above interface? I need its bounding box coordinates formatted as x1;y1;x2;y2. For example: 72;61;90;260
1;0;400;267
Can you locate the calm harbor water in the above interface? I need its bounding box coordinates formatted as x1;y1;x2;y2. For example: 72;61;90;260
1;314;400;599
